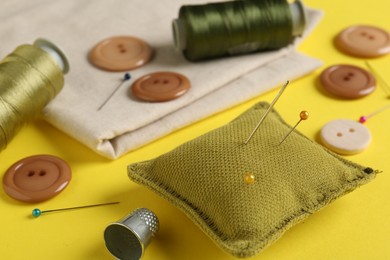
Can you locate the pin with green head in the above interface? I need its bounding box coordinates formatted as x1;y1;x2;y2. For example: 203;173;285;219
31;202;119;218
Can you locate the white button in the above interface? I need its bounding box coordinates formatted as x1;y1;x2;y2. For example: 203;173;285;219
320;119;371;155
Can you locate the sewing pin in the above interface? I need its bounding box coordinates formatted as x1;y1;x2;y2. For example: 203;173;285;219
365;61;390;98
359;103;390;123
31;201;120;218
98;73;131;110
279;110;309;145
244;80;289;144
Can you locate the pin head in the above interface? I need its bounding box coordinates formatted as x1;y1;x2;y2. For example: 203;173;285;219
359;116;367;123
244;173;255;185
124;72;131;81
32;208;42;218
300;111;309;120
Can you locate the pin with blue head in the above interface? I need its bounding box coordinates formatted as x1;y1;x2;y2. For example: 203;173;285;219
32;208;42;218
98;72;131;111
123;72;131;81
31;202;119;218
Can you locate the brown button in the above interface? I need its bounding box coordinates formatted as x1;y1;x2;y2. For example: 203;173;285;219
89;36;153;71
131;72;191;102
335;25;390;58
2;155;72;203
319;64;376;99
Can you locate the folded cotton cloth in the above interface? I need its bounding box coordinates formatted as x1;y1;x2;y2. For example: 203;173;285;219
0;0;323;159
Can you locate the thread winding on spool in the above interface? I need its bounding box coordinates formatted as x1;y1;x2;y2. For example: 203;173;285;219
172;0;306;61
0;39;69;151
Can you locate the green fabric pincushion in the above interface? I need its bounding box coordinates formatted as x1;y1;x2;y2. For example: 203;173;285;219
128;102;376;258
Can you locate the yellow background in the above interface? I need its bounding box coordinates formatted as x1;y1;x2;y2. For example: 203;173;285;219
1;0;389;259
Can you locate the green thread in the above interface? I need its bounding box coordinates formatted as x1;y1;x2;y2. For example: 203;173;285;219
0;44;64;150
177;0;294;61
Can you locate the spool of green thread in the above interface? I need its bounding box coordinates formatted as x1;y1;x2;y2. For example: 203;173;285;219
172;0;306;61
0;39;69;151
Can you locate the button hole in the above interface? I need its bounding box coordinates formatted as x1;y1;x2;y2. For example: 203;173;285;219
28;171;35;177
163;80;169;84
337;132;343;137
343;77;350;81
39;170;46;176
369;36;375;40
348;72;354;76
349;128;355;133
153;80;160;84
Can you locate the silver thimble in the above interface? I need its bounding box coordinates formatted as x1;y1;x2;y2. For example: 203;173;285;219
104;208;159;260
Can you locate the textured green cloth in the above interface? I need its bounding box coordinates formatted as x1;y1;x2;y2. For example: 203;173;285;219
128;102;376;258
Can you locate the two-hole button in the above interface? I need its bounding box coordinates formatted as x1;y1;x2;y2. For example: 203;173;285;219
320;64;376;99
335;25;390;58
2;155;72;203
320;119;371;155
89;36;153;71
131;72;191;102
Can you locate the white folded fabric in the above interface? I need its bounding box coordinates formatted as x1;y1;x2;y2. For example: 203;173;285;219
0;0;323;159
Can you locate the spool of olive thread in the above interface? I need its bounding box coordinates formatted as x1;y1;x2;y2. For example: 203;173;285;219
172;0;306;61
0;39;69;151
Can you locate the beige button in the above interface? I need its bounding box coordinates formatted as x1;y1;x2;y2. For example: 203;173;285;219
89;36;153;71
335;25;390;58
320;119;371;155
131;72;191;102
2;155;72;203
320;64;376;99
